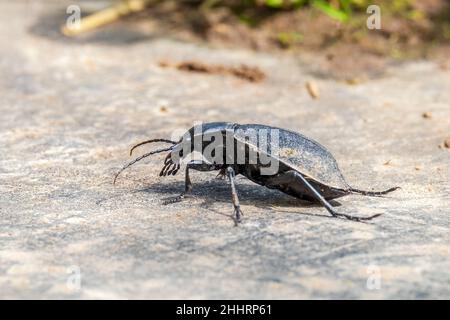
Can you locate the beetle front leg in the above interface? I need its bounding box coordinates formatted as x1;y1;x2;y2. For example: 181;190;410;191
226;167;243;224
162;165;193;205
162;160;221;205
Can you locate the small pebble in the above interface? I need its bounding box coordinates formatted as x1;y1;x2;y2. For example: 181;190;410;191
305;81;320;99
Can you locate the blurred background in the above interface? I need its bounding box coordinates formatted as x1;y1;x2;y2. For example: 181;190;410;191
53;0;450;78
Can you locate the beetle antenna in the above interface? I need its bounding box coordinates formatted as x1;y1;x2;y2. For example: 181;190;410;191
349;186;400;197
114;146;173;184
130;139;177;156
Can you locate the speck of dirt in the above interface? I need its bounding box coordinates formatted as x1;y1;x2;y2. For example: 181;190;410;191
158;60;170;68
345;78;363;85
444;138;450;148
384;160;392;166
160;60;266;83
422;112;432;119
159;106;168;113
229;64;266;83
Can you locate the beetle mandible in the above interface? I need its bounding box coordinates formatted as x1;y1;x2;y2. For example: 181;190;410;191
114;122;399;223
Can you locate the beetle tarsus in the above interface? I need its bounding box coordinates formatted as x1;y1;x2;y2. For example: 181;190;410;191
163;162;195;205
332;212;382;222
162;194;186;205
349;186;400;197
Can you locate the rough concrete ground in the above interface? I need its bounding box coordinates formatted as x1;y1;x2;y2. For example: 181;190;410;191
0;1;449;299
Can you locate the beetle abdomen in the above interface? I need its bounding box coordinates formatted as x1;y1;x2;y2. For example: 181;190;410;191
233;124;350;190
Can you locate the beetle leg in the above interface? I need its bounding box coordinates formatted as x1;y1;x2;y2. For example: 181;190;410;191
162;160;221;205
226;167;243;224
215;168;227;180
163;164;193;204
295;172;382;222
267;171;381;222
349;186;400;197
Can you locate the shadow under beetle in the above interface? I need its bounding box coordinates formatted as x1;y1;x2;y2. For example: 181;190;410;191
114;122;399;223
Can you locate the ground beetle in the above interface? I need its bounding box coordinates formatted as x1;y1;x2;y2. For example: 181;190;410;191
114;122;399;223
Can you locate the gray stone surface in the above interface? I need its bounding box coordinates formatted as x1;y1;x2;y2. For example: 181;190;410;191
0;1;449;299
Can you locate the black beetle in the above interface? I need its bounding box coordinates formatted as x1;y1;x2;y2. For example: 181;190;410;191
114;122;399;223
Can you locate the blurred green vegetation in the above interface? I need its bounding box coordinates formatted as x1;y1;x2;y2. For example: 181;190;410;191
192;0;450;48
78;0;447;59
195;0;436;23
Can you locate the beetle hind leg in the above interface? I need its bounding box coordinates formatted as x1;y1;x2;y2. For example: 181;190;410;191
267;171;381;222
294;173;381;222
